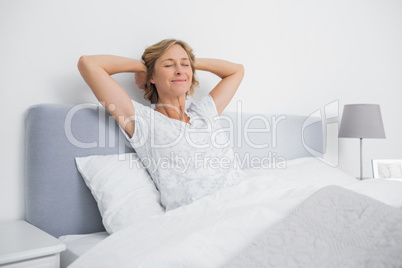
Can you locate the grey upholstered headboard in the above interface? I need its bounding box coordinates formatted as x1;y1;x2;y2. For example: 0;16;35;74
25;103;322;238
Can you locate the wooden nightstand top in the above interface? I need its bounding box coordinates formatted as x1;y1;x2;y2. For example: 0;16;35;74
0;220;66;265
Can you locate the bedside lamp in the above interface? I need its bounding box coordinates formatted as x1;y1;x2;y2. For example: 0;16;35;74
339;104;386;180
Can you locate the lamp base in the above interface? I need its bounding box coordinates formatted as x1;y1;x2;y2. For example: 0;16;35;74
356;177;372;181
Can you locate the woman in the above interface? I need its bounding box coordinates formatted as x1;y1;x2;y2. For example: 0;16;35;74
78;39;246;210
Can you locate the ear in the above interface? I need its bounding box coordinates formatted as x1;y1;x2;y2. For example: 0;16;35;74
150;76;155;84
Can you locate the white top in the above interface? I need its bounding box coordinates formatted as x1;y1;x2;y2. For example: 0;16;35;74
122;94;247;210
0;220;66;265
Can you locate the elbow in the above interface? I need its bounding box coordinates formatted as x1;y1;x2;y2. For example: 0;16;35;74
237;64;245;77
77;55;90;72
239;63;245;73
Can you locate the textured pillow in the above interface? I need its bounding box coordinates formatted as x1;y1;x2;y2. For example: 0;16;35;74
75;153;165;234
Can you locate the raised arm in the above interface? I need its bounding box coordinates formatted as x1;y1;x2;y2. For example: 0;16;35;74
77;55;147;138
195;58;244;115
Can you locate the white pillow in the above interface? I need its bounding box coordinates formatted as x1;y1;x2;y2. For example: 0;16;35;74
75;153;165;234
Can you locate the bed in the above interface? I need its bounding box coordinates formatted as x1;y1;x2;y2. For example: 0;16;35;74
25;103;402;268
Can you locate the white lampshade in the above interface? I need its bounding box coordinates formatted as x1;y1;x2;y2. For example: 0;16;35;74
339;104;385;139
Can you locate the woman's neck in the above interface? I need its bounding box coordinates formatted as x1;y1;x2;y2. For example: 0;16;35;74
155;99;190;123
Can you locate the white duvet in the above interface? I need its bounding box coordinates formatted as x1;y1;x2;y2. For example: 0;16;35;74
69;158;402;268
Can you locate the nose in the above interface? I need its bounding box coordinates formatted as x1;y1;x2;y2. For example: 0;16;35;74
175;65;184;75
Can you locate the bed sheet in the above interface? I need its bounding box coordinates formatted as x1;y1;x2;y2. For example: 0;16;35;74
223;185;402;267
59;231;109;268
245;157;402;207
68;170;402;267
68;157;402;267
67;175;327;267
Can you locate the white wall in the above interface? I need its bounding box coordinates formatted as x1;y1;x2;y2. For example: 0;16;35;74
1;0;401;223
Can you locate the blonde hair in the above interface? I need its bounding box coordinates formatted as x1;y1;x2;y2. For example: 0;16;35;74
141;39;199;104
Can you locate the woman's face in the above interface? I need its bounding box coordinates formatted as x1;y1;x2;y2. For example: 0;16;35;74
151;44;193;100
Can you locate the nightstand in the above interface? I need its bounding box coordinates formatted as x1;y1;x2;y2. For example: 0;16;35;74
0;220;66;267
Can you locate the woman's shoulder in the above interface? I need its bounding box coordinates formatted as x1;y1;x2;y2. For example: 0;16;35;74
188;94;218;117
131;99;153;116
